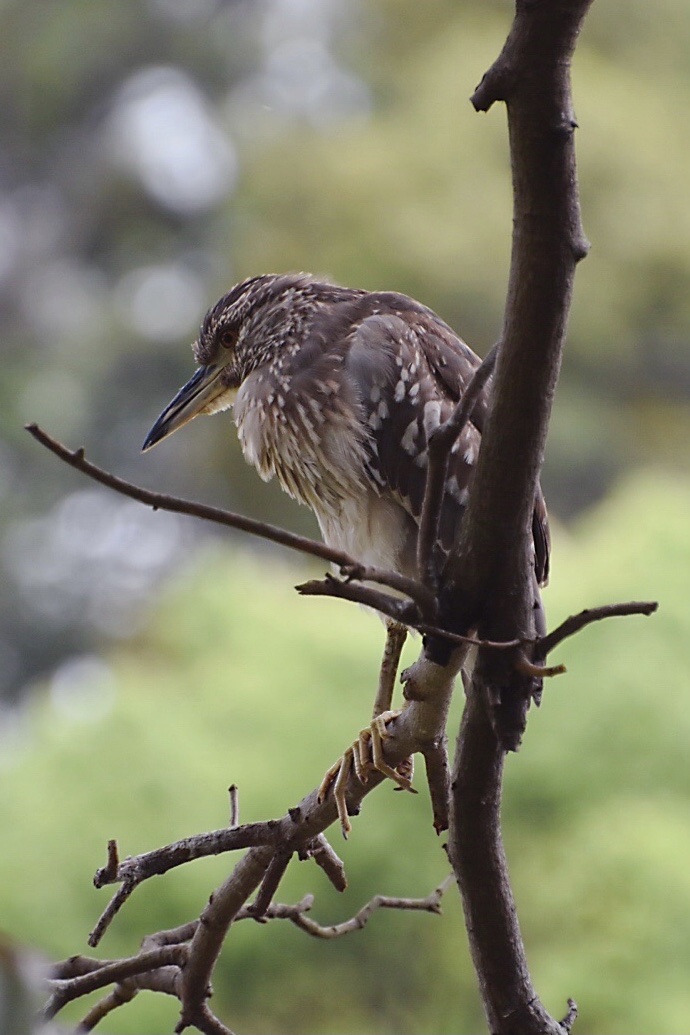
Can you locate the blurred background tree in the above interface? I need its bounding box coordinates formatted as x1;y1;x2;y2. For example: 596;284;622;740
1;0;689;1032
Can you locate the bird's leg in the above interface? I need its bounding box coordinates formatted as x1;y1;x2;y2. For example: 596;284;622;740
318;622;416;838
368;621;415;789
371;621;408;720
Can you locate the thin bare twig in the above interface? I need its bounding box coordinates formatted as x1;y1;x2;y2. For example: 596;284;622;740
46;945;186;1018
514;656;567;679
417;343;499;590
88;878;137;948
250;851;292;919
285;875;454;939
26;423;348;566
302;834;348;892
538;601;658;658
77;985;137;1032
102;839;119;881
144;921;200;948
50;880;451;1028
371;622;408;720
94;820;282;889
421;741;452;835
296;574;420;624
297;575;522;650
340;562;438;619
228;784;239;827
234;894;314;923
26;423;436;614
560;998;579;1034
89;820;284;945
192;1003;237;1035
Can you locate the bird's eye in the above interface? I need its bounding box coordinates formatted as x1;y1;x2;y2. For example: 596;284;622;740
219;329;236;349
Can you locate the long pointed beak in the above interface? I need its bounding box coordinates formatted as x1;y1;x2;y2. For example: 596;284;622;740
142;363;226;451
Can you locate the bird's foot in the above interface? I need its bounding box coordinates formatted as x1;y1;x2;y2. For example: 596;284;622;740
318;710;416;838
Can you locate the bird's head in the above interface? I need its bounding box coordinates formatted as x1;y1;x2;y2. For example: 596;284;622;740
142;272;326;451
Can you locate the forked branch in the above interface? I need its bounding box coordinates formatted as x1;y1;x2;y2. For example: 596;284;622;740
49;879;454;1032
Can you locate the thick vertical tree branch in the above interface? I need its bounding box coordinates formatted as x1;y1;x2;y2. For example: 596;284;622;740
446;0;591;648
442;2;594;1033
451;691;566;1035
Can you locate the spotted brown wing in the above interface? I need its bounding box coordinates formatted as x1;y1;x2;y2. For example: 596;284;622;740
344;298;550;584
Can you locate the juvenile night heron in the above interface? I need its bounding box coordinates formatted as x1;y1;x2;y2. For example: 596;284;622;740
143;272;550;830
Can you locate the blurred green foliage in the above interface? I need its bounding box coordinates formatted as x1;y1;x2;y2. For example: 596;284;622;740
1;472;688;1034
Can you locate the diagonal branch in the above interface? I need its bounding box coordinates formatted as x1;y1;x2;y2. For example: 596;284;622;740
25;423;354;567
249;850;292;919
538;600;659;657
46;944;187;1019
296;575;521;650
25;423;434;615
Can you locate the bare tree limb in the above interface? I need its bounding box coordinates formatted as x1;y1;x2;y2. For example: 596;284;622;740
178;847;273;1030
89;663;458;908
93;821;284;892
25;422;346;565
77;986;138;1032
538;601;658;657
29;421;653;664
50;881;453;1033
283;875;455;939
560;998;579;1034
297;575;522;650
46;944;186;1018
441;2;597;1033
302;835;348;892
89;821;286;946
450;690;571;1035
228;784;239;827
192;1004;236;1035
249;851;292;919
25;422;434;616
88;877;138;949
296;573;421;625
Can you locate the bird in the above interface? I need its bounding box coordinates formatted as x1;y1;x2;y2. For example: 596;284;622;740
143;272;550;833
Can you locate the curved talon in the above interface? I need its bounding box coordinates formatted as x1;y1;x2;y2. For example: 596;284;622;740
369;712;416;794
393;754;415;790
352;734;369;785
318;709;416;838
